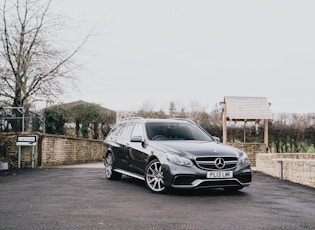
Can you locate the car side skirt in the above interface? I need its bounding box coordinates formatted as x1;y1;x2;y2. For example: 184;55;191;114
114;169;145;181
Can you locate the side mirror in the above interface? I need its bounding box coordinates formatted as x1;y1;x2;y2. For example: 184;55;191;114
130;136;143;143
213;136;220;143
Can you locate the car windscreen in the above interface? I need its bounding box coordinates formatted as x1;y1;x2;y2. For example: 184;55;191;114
146;122;214;141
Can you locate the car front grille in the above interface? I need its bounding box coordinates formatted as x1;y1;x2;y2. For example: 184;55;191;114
196;179;241;188
195;156;238;170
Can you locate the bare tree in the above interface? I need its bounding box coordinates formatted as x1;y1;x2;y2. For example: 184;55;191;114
187;99;207;123
168;100;186;118
0;0;87;130
168;101;177;118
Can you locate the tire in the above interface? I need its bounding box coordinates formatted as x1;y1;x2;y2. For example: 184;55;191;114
145;159;167;193
104;153;122;180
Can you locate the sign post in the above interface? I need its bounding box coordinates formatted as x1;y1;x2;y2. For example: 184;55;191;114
16;136;37;168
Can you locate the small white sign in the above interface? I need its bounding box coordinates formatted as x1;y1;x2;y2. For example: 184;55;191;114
17;136;36;142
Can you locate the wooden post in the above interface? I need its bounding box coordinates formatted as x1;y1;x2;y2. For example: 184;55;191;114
221;102;227;144
264;119;269;152
243;120;247;143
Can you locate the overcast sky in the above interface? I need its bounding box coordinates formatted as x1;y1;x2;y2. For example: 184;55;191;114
53;0;315;114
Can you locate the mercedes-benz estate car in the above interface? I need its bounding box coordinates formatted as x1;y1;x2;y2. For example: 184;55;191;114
103;117;252;193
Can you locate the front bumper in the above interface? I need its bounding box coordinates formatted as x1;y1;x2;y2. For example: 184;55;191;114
162;163;252;190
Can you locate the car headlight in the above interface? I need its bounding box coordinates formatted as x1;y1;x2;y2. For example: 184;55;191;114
237;153;250;165
166;153;193;167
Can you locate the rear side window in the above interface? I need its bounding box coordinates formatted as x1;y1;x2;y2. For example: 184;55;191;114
108;124;123;138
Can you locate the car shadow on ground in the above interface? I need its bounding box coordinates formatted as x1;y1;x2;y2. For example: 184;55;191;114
119;175;249;197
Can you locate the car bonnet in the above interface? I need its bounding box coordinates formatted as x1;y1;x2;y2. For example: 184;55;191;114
149;140;240;157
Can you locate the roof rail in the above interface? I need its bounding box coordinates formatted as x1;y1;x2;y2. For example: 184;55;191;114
120;117;146;122
173;118;195;124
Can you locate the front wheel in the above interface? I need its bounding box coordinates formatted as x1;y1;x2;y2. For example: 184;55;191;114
104;153;122;180
145;159;167;193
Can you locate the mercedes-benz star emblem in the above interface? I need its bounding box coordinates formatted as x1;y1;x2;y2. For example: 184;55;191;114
214;157;225;169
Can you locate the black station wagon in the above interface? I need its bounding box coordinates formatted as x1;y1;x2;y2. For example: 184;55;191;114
103;117;252;193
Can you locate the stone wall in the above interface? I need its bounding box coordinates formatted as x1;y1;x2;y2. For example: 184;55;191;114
0;132;104;168
40;134;103;166
256;153;315;188
229;142;266;167
0;133;20;166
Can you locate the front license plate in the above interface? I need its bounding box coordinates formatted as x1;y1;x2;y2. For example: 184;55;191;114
207;171;233;178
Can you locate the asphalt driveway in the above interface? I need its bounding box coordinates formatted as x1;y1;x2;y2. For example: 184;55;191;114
0;163;314;230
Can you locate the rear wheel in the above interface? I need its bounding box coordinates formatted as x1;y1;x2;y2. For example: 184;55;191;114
145;159;167;193
105;153;122;180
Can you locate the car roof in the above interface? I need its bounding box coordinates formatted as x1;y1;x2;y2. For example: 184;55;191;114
144;118;191;124
119;117;193;124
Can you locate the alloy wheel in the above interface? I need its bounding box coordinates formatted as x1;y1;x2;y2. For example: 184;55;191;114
145;160;165;193
105;153;121;180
